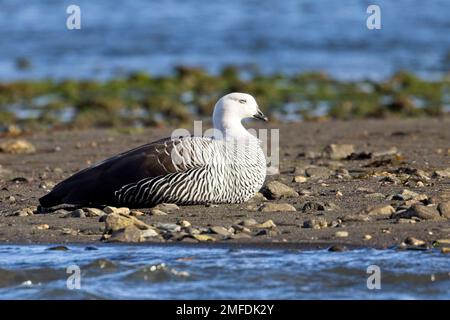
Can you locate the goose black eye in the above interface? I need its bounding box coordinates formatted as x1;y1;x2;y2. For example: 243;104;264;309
239;99;247;104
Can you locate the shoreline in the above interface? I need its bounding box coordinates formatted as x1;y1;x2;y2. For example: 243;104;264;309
1;119;450;250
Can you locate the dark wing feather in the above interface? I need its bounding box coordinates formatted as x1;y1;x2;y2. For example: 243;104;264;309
39;137;188;207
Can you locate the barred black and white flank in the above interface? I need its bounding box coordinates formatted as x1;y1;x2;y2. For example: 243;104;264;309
39;93;268;208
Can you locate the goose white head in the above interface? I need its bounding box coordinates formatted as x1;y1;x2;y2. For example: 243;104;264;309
212;92;267;140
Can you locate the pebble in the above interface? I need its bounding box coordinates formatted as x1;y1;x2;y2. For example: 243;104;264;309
364;204;395;216
441;247;450;254
36;224;50;230
232;225;252;233
305;166;332;179
179;220;192;228
239;218;258;227
394;204;442;220
108;225;144;243
433;168;450;178
262;181;299;199
210;226;232;237
84;208;105;217
254;219;276;229
328;245;347;252
7;196;16;203
105;206;130;215
364;234;372;240
150;209;168;216
152;203;180;213
193;234;216;242
293;175;307;183
303;218;327;229
260;203;296;212
300;201;326;213
437;202;450;219
393;189;427;201
47;246;69;251
155;223;181;233
323;144;355;160
0;139;36;154
140;228;160;238
10;207;34;216
335;231;349;238
67;209;86;218
404;236;426;247
104;212;151;233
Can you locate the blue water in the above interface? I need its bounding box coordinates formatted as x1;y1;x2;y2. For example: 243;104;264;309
0;245;449;299
0;0;449;80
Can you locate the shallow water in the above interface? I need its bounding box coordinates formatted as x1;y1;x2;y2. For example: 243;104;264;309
0;0;449;80
0;245;449;299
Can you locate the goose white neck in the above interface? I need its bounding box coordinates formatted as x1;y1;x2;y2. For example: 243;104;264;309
213;113;256;141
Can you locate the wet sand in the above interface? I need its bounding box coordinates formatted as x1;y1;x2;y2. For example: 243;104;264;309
1;118;450;249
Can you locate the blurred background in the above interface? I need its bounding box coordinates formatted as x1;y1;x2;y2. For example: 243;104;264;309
0;0;449;128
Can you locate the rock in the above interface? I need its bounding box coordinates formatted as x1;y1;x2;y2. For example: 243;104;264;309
305;167;332;179
437;202;450;219
140;228;160;238
323;144;355;160
303;218;327;229
328;245;347;252
9;207;35;216
7;196;16;203
254;219;276;229
364;234;372;240
0;139;36;154
393;189;427;201
152;203;180;213
179;220;191;228
300;201;326;213
84;208;105;217
193;234;216;242
441;247;450;254
251;192;267;201
129;210;145;217
155;223;181;233
260;203;296;212
335;231;349;238
433;239;450;246
150;209;168;216
262;181;298;199
104;212;151;233
364;205;395;216
393;204;442;220
48;246;69;251
61;228;78;235
36;224;50;230
109;225;144;243
239;218;258;227
404;236;426;247
232;225;252;233
103;206;130;215
433;168;450;178
293;175;307;183
68;209;86;218
210;226;232;237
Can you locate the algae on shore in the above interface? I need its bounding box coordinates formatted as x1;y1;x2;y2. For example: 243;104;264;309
0;68;449;130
